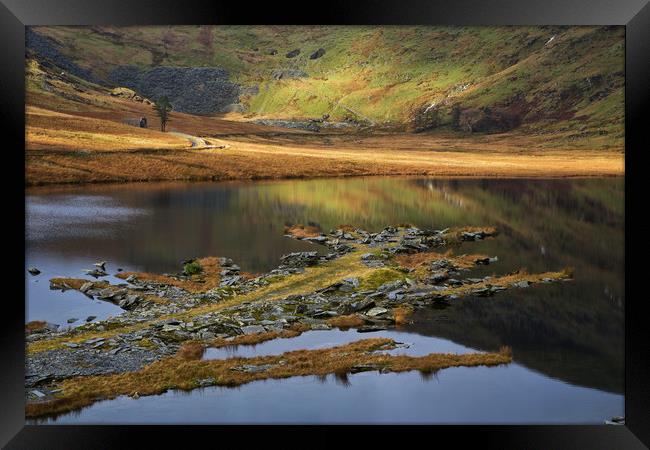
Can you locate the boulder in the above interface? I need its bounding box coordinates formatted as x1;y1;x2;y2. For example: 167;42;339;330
286;49;300;58
241;325;266;335
309;48;326;60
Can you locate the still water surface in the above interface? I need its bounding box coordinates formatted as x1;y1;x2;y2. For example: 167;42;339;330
25;177;624;423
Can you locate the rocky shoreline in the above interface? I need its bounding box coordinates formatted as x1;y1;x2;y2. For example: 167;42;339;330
26;224;572;416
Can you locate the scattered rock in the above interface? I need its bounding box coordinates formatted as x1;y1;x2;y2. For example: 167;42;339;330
83;268;108;278
286;49;300;58
310;48;326;59
30;390;46;399
366;307;389;317
241;325;266;335
28;267;41;276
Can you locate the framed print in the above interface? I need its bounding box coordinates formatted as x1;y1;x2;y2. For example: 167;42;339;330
1;0;649;448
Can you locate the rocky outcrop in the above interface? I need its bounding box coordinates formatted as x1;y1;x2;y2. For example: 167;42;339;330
108;66;241;115
25;28;99;83
457;106;522;133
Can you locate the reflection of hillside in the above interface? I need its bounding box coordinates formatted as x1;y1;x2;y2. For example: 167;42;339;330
405;281;624;394
28;177;623;394
237;177;623;294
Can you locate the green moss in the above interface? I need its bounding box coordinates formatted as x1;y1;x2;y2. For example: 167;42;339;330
358;268;408;291
183;261;203;276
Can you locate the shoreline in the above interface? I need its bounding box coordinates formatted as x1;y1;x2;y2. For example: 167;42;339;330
25;171;625;190
25;149;625;188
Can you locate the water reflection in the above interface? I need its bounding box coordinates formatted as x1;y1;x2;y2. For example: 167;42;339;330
25;176;624;401
36;364;623;425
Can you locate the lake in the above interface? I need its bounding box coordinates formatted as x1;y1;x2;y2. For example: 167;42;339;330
25;176;624;423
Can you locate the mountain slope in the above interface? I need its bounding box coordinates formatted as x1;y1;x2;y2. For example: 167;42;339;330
27;25;624;145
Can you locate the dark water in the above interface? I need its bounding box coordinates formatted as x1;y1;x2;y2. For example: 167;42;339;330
25;177;624;423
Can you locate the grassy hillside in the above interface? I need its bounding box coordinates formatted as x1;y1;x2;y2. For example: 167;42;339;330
29;25;624;142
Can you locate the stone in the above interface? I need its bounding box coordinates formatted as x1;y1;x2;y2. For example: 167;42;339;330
513;281;531;288
357;325;388;333
97;288;115;299
30;390;46;398
109;66;240;115
67;318;78;324
351;299;375;312
28;267;41;276
83;268;108;278
231;363;276;373
309;48;326;59
366;307;389;317
85;316;97;322
241;325;266;335
286;49;300;58
79;282;94;293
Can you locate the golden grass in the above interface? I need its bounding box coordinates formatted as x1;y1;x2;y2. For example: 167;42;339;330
25;321;48;333
433;268;572;298
327;314;366;329
26;339;512;418
211;326;309;348
25;104;624;186
394;250;489;271
337;224;357;232
444;226;499;244
26;106;189;152
393;306;414;326
176;341;205;361
115;257;222;293
284;224;322;238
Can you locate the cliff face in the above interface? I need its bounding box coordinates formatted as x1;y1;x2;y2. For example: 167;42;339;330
26;25;624;141
108;66;241;114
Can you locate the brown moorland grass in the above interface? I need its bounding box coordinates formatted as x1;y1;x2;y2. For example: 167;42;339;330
25;321;48;333
394;250;490;271
393;306;414;325
25;103;624;186
26;339;512;418
26;106;189;152
337;224;358;232
115;257;222;293
210;325;311;348
435;268;573;298
176;341;206;361
444;226;499;244
284;224;323;239
327;314;367;329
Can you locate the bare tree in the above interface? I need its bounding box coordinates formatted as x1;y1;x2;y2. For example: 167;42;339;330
153;96;172;132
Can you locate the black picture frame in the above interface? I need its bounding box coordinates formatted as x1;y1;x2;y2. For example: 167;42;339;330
3;0;649;448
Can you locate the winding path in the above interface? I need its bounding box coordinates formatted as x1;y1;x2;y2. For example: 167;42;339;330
170;132;222;149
